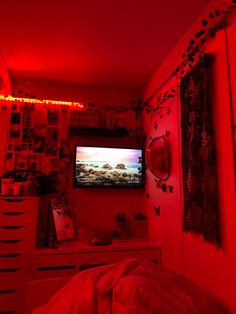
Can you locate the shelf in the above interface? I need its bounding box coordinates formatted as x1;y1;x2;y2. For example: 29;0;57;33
69;126;129;137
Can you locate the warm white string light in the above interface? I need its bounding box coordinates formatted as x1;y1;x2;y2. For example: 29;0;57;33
0;94;84;108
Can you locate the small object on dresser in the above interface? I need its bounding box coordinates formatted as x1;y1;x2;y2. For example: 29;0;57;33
12;182;22;195
132;212;149;239
116;212;130;240
0;178;14;195
88;227;112;246
23;176;40;195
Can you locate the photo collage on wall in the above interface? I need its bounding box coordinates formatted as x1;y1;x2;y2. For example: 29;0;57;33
5;102;72;194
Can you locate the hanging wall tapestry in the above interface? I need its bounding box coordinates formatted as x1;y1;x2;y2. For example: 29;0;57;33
180;55;221;247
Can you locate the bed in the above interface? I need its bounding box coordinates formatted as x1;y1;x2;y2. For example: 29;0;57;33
27;259;227;314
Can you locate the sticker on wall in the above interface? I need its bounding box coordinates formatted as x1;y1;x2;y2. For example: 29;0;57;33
154;205;160;216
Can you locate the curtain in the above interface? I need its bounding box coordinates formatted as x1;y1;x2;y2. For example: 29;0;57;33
180;56;221;247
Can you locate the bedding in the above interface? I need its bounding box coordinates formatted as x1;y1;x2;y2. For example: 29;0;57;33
33;259;226;314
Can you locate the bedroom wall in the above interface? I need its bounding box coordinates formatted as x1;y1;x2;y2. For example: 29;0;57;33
143;0;236;312
143;76;183;274
0;78;144;234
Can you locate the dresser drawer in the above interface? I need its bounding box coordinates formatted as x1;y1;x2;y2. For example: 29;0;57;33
0;197;38;213
38;253;77;268
0;269;29;290
0;252;31;269
79;249;161;266
0;288;25;313
0;212;35;226
33;268;77;280
0;238;33;251
0;225;34;240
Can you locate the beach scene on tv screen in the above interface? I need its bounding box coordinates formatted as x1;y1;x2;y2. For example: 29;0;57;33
75;147;142;186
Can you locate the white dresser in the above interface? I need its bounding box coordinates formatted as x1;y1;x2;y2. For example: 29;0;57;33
0;196;50;314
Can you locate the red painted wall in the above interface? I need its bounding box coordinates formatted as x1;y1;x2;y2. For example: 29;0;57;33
143;2;236;312
0;80;144;234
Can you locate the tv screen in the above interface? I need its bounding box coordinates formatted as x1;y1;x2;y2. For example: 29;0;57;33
73;146;144;188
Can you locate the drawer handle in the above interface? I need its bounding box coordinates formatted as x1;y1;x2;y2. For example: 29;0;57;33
2;212;24;216
0;289;17;294
0;240;22;244
1;226;23;230
2;198;23;202
0;268;19;272
38;265;75;271
0;254;21;258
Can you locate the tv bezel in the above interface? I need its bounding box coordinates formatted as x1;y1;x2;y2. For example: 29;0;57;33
73;145;144;188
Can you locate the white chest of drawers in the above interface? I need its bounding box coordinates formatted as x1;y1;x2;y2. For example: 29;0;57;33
0;196;50;314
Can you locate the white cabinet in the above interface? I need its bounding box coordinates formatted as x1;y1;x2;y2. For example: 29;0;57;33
0;196;51;314
33;240;161;278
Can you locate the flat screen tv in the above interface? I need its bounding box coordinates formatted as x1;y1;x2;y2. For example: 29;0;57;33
73;145;144;188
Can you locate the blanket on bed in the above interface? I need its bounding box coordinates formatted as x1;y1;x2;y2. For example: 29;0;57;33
33;259;225;314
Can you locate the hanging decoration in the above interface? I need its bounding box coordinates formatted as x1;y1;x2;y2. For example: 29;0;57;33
143;0;236;114
180;56;221;247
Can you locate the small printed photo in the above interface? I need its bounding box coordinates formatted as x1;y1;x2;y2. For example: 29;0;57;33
7;144;13;151
14;144;22;151
46;128;59;156
31;162;37;170
47;110;59;125
34;136;46;153
15;153;27;170
61;138;69;147
27;154;39;170
34;123;47;136
23;103;35;112
28;143;33;150
22;144;27;150
11;112;21;124
59;147;68;159
22;112;32;127
1;104;7;111
22;128;34;143
114;118;124;128
10;127;21;138
11;104;17;111
6;152;12;159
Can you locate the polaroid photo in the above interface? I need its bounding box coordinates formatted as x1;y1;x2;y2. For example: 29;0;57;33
11;112;21;124
10;127;21;138
22;128;34;143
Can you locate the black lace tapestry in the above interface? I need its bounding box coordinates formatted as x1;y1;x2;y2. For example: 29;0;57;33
180;56;221;247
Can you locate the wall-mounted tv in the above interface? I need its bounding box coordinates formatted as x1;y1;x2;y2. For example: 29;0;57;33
73;145;144;188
